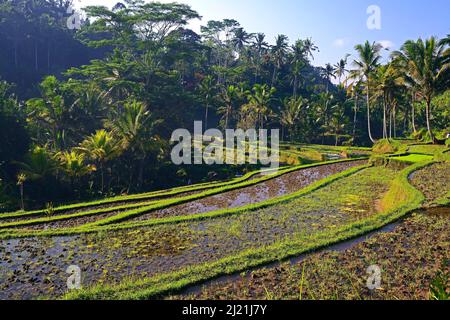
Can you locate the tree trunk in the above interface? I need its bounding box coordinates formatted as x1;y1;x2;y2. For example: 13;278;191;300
383;98;388;139
100;163;104;193
366;83;375;143
352;95;358;142
411;92;417;133
293;75;298;99
137;157;146;189
271;65;277;87
393;105;397;138
389;109;392;139
205;103;209;130
425;99;435;143
20;184;24;211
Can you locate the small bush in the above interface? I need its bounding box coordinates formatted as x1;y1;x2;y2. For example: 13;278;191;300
45;202;55;216
372;139;403;154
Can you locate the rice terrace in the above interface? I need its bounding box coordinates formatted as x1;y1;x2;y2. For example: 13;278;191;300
0;0;449;307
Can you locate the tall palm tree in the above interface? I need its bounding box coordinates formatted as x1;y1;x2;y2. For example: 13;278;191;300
300;38;319;61
252;33;269;82
372;63;403;139
199;75;216;130
232;27;253;53
322;63;336;93
334;54;350;85
346;80;362;142
290;40;307;99
352;41;383;143
392;37;449;142
218;85;241;130
271;34;289;87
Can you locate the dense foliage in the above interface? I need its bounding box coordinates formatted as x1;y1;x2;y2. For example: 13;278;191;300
0;0;448;210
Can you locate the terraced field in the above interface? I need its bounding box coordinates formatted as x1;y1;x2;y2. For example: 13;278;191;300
174;161;449;300
0;143;448;300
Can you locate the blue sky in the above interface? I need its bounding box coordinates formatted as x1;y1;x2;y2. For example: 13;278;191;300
76;0;450;67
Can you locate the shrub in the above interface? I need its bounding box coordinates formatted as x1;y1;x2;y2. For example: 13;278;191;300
372;139;404;154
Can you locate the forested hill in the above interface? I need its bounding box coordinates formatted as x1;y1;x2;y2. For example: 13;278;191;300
0;0;105;98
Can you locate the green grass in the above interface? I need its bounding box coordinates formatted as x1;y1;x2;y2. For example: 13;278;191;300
390;154;434;163
63;160;428;300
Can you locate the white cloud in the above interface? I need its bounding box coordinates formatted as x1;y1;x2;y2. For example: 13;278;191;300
378;40;395;50
333;38;347;48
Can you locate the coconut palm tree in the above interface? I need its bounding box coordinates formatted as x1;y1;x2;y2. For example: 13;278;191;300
252;33;269;82
199;75;216;130
232;27;253;53
372;63;403;139
346;80;363;142
301;38;319;61
334;54;350;85
290;40;307;99
392;37;449;142
322;63;336;93
351;41;383;143
271;34;289;87
218;85;241;130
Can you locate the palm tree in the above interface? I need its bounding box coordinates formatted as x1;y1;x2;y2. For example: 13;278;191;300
244;84;276;129
322;63;336;93
334;54;350;85
372;64;403;139
346;80;362;142
199;75;216;130
392;37;449;142
232;27;253;53
252;33;269;82
280;97;305;141
352;41;383;143
301;38;319;61
19;146;57;181
290;40;307;99
77;130;121;192
271;34;289;87
328;107;347;146
106;100;162;189
314;92;335;144
57;151;96;190
218;85;241;130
